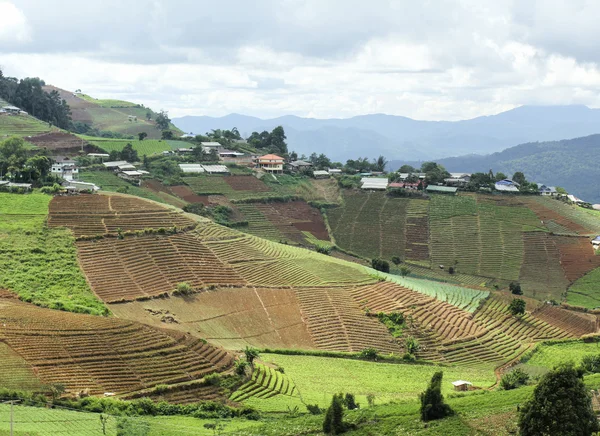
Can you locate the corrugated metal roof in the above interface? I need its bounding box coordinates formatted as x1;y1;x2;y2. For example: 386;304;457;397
179;164;204;173
426;185;458;193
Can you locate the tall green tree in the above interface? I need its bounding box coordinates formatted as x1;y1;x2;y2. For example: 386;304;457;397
374;155;388;172
323;393;345;435
120;143;138;162
512;171;527;185
419;371;453;421
519;364;599;436
0;136;28;181
155;110;171;130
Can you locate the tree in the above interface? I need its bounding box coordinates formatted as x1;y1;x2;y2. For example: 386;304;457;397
512;171;527;186
420;371;453;421
508;298;526;316
509;282;523;295
120;143;138;162
494;172;507;181
145;111;152;121
155;110;171;130
269;126;287;154
399;164;416;173
519;364;599;436
371;258;390;273
138;132;147;141
323;394;345;435
399;266;411;277
244;346;259;366
161;130;174;140
500;368;529;390
391;256;401;265
374;155;388;172
421;162;450;185
0;136;28;181
556;186;568;194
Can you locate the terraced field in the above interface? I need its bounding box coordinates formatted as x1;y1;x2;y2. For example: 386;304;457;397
82;137;176;155
328;191;425;261
184;175;275;200
554;235;600;282
230;364;298;402
531;196;600;235
567;267;600;308
48;194;195;237
0;297;233;395
0;113;52;137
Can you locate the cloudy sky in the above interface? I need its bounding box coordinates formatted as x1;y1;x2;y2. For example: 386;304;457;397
1;0;600;120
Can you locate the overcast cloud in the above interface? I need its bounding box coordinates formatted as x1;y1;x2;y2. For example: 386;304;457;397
1;0;600;119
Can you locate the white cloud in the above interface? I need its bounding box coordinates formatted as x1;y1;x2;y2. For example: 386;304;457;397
0;1;31;43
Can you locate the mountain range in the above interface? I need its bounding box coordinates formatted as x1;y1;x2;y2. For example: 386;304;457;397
173;105;600;162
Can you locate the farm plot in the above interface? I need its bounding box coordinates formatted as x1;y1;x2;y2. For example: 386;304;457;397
535;197;600;235
526;197;597;235
225;175;271;192
184;175;278;201
523;341;600;371
170;184;210;204
567;267;600;309
141;180;188;208
77;233;247;302
554;236;600;282
257;353;496;409
0;298;233;395
0;193;106;315
0;342;44;391
29;132;97;153
328;191;410;260
294;286;401;354
82;138;174;155
109;287;316;350
519;232;569;300
0;114;51;137
405;199;429;261
230;364;298;403
48;194;195;237
236;201;329;245
531;304;597;336
78;170;174;204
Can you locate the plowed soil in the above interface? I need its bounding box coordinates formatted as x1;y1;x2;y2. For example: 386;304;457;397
170;185;210;204
28;132;98;153
225;175;271;192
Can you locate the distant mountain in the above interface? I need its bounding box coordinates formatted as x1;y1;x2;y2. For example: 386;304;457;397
173;105;600;162
429;134;600;204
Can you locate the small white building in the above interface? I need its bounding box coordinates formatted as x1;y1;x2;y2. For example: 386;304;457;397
361;178;389;190
51;160;78;181
2;106;21;115
328;168;342;175
87;153;110;159
313;170;329;179
495;179;520;192
66;181;100;192
118;170;145;183
179;164;205;173
201;142;223;153
539;185;558;196
451;380;472;392
103;161;129;169
202;165;230;174
117;164;137;171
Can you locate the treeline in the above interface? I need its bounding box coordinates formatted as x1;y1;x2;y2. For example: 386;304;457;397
0;69;71;129
0;136;59;186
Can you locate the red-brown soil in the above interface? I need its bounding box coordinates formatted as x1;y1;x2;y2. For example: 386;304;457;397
0;298;233;395
109;287;316;350
532;304;597;336
553;236;600;282
170;185;210;204
28;132;99;154
527;200;589;234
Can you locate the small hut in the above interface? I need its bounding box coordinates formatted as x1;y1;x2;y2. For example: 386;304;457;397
451;380;472;392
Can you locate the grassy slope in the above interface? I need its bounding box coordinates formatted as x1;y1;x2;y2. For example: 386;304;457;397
243;354;495;411
566;267;600;308
0;192;107;315
79;136;181;155
0;114;52;137
523;340;600;370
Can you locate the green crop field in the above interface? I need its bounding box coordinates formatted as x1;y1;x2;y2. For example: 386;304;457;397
0;114;52;137
533;197;600;234
567;267;600;308
0;193;107;315
523;340;600;371
80;136;177;156
245;354;496;411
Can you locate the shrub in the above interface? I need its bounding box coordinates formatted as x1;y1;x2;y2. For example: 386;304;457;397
306;404;322;415
420;371;453;422
371;258;390;273
366;393;375;407
399;266;411;277
391;256;401;265
117;416;150;436
377;312;404;337
344;393;358;410
153;384;169;394
448;266;455;275
499;368;529;390
172;282;193;296
359;348;379;360
509;298;526;316
316;244;332;255
244;346;259;366
405;336;421;354
402;352;416;361
182;203;205;215
580;354;600;373
235;360;249;376
323;393;345;435
116;186;129;194
509;282;523;295
204;373;221;386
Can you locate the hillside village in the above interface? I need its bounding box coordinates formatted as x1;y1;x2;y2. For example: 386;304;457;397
3;70;600;435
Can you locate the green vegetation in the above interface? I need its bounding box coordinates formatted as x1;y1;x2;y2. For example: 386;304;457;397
0;193;107;315
78;170;169;204
420;371;453;422
80;136;176;155
0;113;51;137
249;353;495;410
523;341;600;371
566;267;600;308
519;364;599;435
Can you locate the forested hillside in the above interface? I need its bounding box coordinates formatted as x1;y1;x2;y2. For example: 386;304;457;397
435;134;600;204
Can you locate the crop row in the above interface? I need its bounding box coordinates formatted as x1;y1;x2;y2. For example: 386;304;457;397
230;365;297;402
0;299;233;395
77;233;247;302
532;196;600;234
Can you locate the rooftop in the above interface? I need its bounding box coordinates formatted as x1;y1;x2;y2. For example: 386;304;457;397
426;185;458;193
259;154;285;161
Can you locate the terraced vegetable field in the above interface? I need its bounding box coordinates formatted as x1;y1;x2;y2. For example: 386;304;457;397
184;175;276;200
0;298;233;395
48;194;195;237
328;191;424;261
554;236;600;282
531;196;600;235
230;364;298;403
82;137;175;155
0;114;52;137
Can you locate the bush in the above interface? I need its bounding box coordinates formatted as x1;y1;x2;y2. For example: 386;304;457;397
235;360;249;376
244;346;259;366
405;336;421;354
509;282;523;295
509;298;526;316
399;266;411;277
580;354;600;373
371;258;390;273
420;371;453;422
344;393;359;410
172;282;193;296
204;373;222;386
391;256;401;265
306;404;322;415
448;266;455;275
117;417;150;436
499;368;529;390
323;394;345;434
359;348;379;360
182;203;205;215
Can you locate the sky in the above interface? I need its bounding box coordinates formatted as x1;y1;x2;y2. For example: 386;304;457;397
1;0;600;120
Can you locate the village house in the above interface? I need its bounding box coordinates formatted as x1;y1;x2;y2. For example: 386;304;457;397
494;179;520;192
51;157;78;181
256;154;284;173
389;181;420;190
66;180;100;192
288;160;313;173
117;170;146;184
426;185;458;195
451;380;472;392
328;168;342;175
444;173;471;187
361;177;389;190
201;142;223;153
592;236;600;250
2;105;21;115
539;184;558;196
313;170;329;179
103;160;129;170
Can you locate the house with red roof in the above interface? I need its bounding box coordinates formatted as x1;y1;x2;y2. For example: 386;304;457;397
256;154;285;173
